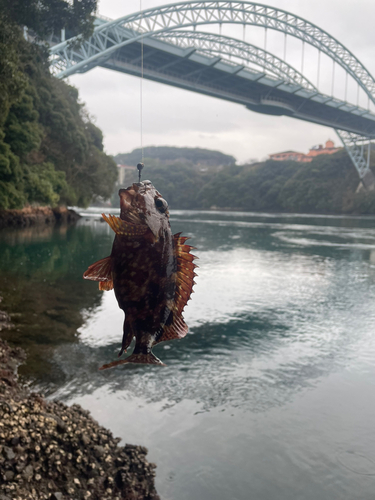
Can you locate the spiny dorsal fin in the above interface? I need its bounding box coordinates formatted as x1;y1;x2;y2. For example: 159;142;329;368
83;256;114;291
156;232;198;344
102;214;147;236
174;232;198;316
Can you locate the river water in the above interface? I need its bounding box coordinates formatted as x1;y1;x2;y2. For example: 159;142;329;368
2;209;375;499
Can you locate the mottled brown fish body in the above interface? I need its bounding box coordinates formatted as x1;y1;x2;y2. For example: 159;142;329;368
83;181;197;369
111;229;176;357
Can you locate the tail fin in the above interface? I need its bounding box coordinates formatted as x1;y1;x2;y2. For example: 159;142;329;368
99;351;165;370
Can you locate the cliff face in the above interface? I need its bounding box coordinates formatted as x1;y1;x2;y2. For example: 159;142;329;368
0;309;160;500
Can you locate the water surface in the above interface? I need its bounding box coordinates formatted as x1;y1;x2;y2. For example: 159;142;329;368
1;210;375;499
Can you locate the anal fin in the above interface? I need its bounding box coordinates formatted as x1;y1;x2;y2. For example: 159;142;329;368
156;315;188;344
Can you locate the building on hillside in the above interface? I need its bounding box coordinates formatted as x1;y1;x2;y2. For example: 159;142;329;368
306;139;340;158
269;151;311;162
117;164;137;185
269;140;341;163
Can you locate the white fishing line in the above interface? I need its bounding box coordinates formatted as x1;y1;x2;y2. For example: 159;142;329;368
140;0;144;164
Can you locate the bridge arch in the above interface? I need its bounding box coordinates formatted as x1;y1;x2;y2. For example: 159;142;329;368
154;31;316;90
51;1;375;104
49;1;375;185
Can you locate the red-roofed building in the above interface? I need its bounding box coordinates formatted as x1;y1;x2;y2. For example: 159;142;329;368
269;151;310;162
269;140;341;163
306;139;340;158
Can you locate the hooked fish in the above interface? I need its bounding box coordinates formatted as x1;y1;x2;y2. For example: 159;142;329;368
83;180;197;369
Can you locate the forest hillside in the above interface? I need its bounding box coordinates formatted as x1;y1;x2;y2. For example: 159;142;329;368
115;146;236;168
114;147;375;214
0;0;117;209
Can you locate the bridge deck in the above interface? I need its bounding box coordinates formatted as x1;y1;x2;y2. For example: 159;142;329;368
76;33;375;138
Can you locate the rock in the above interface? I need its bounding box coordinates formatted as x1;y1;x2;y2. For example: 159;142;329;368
81;433;90;446
10;436;20;446
4;470;14;481
22;464;34;480
0;336;160;500
3;447;15;461
93;445;105;458
0;207;81;229
49;493;63;500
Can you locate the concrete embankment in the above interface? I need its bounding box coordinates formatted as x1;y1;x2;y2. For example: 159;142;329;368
0;308;160;500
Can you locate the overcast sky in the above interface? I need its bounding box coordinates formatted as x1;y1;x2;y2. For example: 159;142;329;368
66;0;375;163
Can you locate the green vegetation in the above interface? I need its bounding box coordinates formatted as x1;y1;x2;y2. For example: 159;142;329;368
0;1;118;210
198;151;367;213
115;146;236;168
0;0;97;40
115;147;375;215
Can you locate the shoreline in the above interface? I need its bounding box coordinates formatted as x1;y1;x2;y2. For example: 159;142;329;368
0;207;81;230
0;306;160;500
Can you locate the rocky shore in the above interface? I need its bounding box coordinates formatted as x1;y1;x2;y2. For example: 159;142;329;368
0;207;80;230
0;309;160;500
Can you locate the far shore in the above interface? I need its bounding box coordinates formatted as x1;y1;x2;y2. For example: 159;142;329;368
0;206;81;230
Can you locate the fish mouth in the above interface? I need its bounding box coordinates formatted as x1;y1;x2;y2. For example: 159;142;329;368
119;182;153;225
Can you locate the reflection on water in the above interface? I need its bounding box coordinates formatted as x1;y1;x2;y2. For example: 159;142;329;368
0;221;112;381
2;210;375;500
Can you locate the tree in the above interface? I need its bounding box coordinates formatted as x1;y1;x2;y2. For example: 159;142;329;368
0;9;118;210
0;0;97;40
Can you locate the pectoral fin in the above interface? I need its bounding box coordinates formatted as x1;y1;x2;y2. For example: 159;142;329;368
83;256;114;291
102;214;147;236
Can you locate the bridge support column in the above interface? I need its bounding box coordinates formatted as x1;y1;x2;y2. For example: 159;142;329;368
361;169;375;190
335;130;375;190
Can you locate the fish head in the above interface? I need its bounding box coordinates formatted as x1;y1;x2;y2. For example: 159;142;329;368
119;181;170;239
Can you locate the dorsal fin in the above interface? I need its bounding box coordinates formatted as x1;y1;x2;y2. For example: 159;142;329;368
155;233;198;344
102;214;147;236
83;256;114;291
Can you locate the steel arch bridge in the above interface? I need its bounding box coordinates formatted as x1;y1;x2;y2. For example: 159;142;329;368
49;1;375;187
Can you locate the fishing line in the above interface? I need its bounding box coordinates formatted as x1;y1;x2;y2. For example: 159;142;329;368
137;0;145;182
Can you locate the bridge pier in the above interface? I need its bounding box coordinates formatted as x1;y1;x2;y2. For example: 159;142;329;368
335;130;375;190
360;169;375;191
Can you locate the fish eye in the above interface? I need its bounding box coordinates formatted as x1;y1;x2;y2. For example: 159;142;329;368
155;197;168;213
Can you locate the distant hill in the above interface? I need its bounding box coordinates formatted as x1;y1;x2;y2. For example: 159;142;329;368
198;150;375;214
114;146;236;167
111;147;375;215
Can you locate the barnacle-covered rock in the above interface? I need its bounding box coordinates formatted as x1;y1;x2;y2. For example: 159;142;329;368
0;326;159;500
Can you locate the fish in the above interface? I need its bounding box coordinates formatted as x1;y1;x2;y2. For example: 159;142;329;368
83;180;197;369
